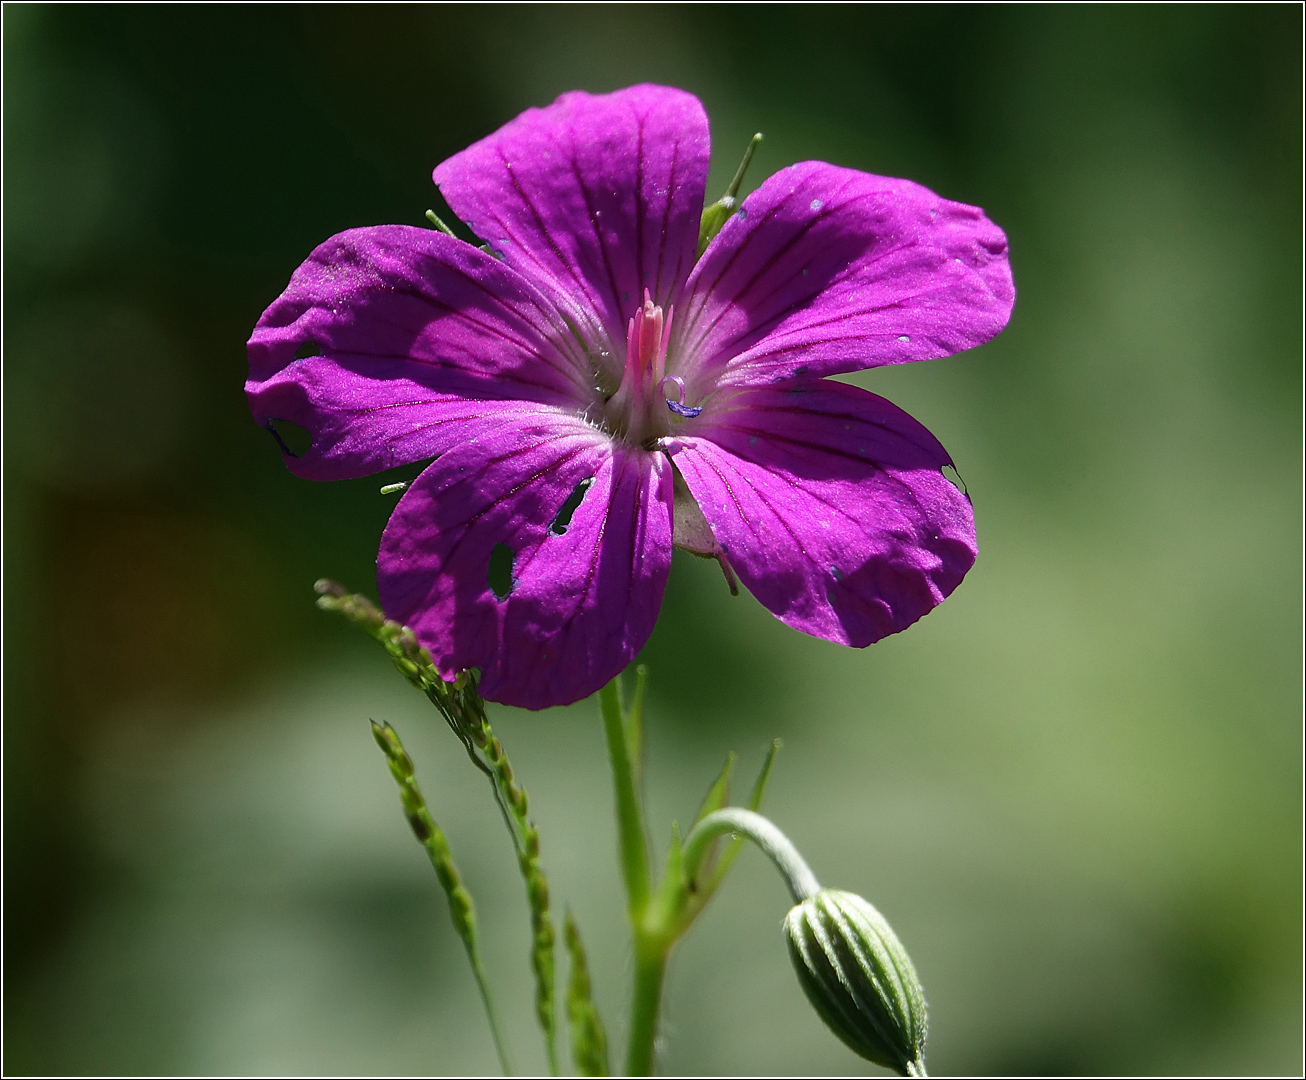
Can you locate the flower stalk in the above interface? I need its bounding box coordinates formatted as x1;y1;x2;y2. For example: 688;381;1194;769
599;671;780;1076
684;807;929;1077
597;672;665;1075
599;671;669;1075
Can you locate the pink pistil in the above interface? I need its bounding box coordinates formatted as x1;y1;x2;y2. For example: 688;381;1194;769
625;288;670;386
608;289;676;442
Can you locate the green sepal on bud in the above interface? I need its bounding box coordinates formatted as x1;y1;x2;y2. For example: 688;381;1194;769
784;889;928;1077
697;133;762;257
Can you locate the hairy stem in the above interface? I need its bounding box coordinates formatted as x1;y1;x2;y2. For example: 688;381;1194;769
625;934;670;1077
682;807;821;903
600;671;673;1076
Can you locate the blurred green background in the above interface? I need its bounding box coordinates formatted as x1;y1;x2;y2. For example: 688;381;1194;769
3;4;1300;1076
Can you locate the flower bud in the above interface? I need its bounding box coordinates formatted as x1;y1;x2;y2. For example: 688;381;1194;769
784;889;927;1076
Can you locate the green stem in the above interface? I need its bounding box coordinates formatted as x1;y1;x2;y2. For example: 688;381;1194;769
601;672;672;1075
625;934;670;1077
682;808;821;903
425;208;458;236
600;677;788;1075
471;950;515;1077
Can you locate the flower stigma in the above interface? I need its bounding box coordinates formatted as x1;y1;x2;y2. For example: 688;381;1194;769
604;289;678;445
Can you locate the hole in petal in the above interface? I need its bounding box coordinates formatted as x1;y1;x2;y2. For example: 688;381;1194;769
549;477;595;536
265;418;312;458
488;542;515;599
942;465;967;495
294;340;321;360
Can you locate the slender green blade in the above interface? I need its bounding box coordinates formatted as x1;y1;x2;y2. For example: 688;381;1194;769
705;739;782;894
695;752;737;824
748;739;782;811
685;752;737;890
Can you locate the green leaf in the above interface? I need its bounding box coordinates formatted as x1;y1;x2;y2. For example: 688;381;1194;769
697;200;737;257
648;821;689;933
685;752;737;892
663;821;684;885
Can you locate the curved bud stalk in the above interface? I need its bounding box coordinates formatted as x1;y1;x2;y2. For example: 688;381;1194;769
785;890;928;1077
683;808;928;1076
682;807;820;903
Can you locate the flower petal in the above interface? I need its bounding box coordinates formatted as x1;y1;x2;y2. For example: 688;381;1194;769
675;162;1013;391
378;415;673;709
433;85;710;359
246;226;595;480
665;381;975;646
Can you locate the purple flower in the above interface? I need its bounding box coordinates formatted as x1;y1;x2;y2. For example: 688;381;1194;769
247;85;1013;709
